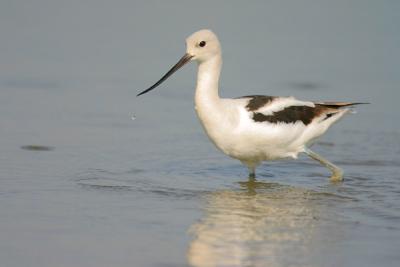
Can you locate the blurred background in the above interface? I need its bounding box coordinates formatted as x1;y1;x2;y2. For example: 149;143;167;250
1;1;399;267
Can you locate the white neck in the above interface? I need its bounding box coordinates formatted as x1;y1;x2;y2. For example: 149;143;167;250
194;54;228;142
195;54;222;112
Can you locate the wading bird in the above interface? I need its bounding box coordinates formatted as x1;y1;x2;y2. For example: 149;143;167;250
138;29;366;181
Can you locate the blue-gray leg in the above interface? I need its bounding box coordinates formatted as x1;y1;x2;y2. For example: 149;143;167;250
248;165;256;179
304;147;343;182
242;161;257;179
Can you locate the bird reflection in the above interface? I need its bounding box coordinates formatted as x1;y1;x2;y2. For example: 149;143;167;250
187;178;321;267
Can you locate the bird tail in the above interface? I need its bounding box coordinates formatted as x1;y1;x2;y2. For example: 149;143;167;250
315;102;369;108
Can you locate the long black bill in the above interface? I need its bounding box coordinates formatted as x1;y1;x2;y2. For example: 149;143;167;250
137;53;193;96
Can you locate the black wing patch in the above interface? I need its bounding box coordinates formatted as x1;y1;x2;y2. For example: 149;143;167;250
252;105;326;125
237;95;276;111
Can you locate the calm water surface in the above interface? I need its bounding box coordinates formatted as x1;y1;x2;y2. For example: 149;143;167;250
1;1;399;267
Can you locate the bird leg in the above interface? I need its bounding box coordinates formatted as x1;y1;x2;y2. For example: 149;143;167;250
303;147;343;182
248;166;256;179
242;162;256;179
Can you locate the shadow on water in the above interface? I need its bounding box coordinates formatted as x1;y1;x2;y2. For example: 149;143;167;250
21;145;55;151
75;168;210;199
187;178;347;267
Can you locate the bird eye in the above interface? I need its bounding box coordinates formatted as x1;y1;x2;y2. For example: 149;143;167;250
199;41;206;47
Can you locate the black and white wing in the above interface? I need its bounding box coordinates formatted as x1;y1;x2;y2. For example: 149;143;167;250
240;95;364;125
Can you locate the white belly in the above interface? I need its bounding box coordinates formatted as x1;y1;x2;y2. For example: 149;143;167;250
196;103;307;162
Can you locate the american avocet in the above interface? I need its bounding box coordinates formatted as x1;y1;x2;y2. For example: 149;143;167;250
138;29;366;181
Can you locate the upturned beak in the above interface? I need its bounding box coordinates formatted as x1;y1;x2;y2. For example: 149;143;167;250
137;53;193;96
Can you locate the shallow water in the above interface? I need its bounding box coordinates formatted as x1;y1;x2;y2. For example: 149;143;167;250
1;1;400;267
